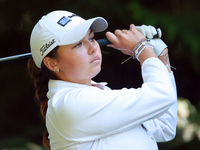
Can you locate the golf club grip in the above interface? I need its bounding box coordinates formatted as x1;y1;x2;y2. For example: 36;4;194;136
97;38;112;46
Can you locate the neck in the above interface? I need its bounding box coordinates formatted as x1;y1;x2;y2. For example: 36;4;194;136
58;77;92;86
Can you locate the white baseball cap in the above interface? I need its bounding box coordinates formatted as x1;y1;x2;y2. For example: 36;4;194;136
30;10;108;68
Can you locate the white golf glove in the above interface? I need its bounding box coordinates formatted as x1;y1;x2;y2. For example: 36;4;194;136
149;39;167;56
136;25;162;39
136;25;167;56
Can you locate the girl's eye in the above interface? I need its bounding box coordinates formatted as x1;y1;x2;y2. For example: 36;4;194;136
74;42;82;48
90;36;95;42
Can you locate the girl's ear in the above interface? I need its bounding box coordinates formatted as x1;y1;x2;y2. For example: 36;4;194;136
43;57;58;72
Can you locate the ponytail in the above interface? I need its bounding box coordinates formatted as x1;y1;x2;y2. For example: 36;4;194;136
27;47;58;149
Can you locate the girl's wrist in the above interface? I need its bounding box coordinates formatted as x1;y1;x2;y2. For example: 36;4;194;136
158;48;171;72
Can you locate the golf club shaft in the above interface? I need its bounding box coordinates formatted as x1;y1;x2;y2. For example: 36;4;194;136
0;38;112;62
0;30;159;62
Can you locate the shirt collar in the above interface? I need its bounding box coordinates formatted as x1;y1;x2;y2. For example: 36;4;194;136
48;79;108;91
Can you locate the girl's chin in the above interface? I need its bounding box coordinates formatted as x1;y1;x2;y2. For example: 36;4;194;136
91;68;101;78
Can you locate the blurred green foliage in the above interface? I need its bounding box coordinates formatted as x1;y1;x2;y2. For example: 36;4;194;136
128;0;200;72
0;0;200;149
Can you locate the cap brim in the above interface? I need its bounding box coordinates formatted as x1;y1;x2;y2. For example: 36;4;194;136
59;17;108;46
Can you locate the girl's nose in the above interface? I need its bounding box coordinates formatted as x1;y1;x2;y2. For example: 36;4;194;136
88;41;97;55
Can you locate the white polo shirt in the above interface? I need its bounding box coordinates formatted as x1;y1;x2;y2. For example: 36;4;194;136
46;58;177;150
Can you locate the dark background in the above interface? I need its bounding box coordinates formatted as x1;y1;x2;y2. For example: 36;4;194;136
0;0;200;149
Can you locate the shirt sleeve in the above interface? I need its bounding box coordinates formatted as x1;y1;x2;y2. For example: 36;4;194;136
47;58;177;142
143;72;177;142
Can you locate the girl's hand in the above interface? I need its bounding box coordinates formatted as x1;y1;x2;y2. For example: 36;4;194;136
106;24;145;56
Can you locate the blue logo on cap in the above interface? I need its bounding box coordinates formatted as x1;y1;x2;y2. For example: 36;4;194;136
57;16;71;27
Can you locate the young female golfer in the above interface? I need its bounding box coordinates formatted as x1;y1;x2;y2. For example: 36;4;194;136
28;10;177;150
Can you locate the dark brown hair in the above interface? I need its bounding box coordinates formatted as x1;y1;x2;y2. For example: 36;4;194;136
27;47;59;149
